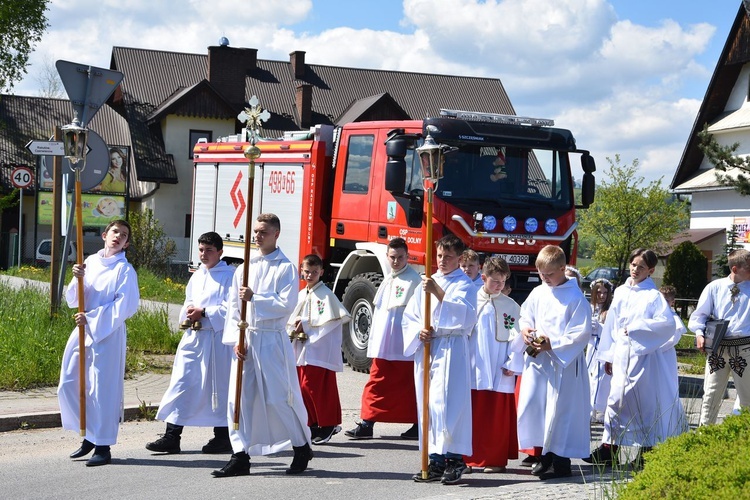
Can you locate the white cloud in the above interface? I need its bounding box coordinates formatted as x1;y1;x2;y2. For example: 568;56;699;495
14;0;725;186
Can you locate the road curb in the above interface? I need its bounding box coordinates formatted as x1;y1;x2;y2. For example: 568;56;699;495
0;405;159;433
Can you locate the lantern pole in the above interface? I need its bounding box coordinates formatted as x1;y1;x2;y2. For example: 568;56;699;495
415;130;444;479
62;116;89;437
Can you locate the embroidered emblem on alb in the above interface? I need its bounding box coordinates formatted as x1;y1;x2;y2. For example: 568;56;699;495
395;285;404;299
317;300;325;315
503;313;515;330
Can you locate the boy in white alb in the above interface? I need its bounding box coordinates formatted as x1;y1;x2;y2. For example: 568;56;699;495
516;245;591;480
346;238;421;440
60;220;140;467
212;213;311;478
464;256;521;473
403;235;477;485
146;232;235;455
460;248;483;288
290;254;350;445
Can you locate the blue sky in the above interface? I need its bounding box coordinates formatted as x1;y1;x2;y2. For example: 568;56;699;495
12;0;746;185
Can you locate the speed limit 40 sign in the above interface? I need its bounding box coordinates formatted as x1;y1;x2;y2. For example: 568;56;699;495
11;166;33;188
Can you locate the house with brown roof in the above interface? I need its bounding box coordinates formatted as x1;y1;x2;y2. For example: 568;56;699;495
671;2;750;275
1;41;515;264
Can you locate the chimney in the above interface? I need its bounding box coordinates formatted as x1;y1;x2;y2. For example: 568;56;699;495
290;50;306;79
296;84;312;129
207;45;257;108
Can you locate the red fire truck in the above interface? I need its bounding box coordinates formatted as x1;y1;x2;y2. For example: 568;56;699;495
191;109;596;371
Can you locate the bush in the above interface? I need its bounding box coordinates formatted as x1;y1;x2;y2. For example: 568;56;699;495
127;208;176;274
663;241;707;302
618;410;750;499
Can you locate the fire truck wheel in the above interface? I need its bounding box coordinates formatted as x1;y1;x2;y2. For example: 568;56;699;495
342;272;383;373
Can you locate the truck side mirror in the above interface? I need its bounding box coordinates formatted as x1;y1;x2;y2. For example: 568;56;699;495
385;138;407;194
581;171;595;207
581;153;596;174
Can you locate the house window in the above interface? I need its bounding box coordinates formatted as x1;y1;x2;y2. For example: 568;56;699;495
343;135;374;193
189;130;212;159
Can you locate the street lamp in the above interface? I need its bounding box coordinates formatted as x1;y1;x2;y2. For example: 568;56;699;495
414;126;445;480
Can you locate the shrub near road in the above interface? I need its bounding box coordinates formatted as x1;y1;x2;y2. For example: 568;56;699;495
618;410;750;499
0;281;179;390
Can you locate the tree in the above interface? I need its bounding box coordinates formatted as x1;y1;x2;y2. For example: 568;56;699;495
0;0;50;92
714;225;742;278
663;241;708;303
697;124;750;195
126;209;176;273
578;155;689;276
34;53;63;98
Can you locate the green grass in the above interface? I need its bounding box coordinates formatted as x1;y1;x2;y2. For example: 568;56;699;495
0;282;180;390
674;318;706;375
2;264;187;304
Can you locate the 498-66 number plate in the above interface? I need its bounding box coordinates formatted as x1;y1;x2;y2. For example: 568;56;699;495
494;253;529;265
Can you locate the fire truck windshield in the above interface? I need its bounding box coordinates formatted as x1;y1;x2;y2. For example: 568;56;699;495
405;145;573;209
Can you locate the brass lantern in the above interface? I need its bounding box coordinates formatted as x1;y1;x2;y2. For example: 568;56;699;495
416;129;444;186
61;115;88;166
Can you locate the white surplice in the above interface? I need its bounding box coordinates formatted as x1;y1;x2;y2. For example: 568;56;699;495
470;289;522;393
367;264;421;361
58;249;140;445
597;277;686;446
156;261;235;426
290;281;350;371
516;277;592;458
403;268;477;456
222;248;310;455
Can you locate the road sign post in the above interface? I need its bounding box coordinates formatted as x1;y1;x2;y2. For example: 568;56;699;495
10;167;33;268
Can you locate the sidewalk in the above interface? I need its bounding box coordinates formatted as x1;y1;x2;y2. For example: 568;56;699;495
0;274;182;432
0;372;171;432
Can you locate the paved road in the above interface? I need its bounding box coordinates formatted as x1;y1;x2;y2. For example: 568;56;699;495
0;363;738;500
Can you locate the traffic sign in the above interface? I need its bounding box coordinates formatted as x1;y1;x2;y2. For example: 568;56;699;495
11;167;33;188
41;130;109;192
26;140;65;156
56;60;124;127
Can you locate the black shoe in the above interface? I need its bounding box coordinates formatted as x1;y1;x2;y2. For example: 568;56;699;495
344;422;373;439
70;439;95;459
212;452;251;478
413;460;445;482
146;434;181;454
628;446;650;470
531;454;554;476
311;425;341;445
520;455;540;467
539;460;572;480
286;443;313;474
202;436;233;454
441;458;468;485
582;444;618;465
85;446;111;467
400;423;419;440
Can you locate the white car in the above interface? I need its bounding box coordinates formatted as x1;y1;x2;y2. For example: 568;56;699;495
35;239;76;266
